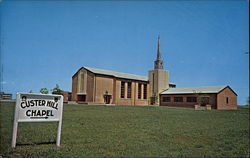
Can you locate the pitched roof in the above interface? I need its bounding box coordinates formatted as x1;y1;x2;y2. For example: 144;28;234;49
73;67;175;84
161;85;230;94
84;67;148;81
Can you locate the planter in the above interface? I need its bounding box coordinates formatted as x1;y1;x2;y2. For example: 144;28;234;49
206;105;212;110
195;105;209;110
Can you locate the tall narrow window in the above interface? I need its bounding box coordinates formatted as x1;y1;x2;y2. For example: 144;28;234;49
127;82;132;98
121;81;125;98
226;97;229;104
138;83;142;99
143;84;147;99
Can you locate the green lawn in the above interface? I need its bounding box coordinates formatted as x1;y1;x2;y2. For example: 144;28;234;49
0;101;249;158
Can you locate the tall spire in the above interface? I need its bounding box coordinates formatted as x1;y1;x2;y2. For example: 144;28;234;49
157;35;161;60
154;35;164;69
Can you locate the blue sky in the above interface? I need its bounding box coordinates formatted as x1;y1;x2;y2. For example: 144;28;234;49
1;0;249;105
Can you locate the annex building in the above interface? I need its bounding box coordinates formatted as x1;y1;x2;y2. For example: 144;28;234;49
71;37;237;110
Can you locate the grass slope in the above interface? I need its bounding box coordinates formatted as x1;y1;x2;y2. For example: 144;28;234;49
0;101;249;157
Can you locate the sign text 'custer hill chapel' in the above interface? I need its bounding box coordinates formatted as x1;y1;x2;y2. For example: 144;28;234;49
20;96;60;119
12;93;64;148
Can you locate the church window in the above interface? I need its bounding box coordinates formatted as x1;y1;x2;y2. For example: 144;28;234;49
127;82;132;98
138;83;142;99
187;97;197;102
80;73;84;92
163;97;170;102
143;84;147;99
121;81;125;98
174;97;183;102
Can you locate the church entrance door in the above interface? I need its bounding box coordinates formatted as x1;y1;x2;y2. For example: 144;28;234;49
77;94;86;102
103;91;112;104
104;95;112;104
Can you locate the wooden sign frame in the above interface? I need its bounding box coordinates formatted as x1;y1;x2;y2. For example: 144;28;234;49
11;93;64;148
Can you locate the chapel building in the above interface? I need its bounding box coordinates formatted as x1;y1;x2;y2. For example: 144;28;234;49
71;37;237;109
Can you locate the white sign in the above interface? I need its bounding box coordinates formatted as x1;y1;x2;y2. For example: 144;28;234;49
12;93;64;148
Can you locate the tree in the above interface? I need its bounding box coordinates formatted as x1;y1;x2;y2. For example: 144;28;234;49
247;97;250;106
51;84;62;94
40;88;48;94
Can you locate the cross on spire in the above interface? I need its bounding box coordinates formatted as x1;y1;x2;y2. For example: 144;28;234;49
154;35;164;69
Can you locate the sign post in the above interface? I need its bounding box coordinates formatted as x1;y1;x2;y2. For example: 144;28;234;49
11;93;64;148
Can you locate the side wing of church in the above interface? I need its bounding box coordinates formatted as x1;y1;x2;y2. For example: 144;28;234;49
160;86;238;110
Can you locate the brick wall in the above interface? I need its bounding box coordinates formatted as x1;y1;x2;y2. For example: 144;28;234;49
94;75;114;103
86;71;94;102
217;87;237;110
160;94;217;109
115;79;149;106
71;74;78;101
